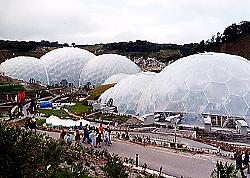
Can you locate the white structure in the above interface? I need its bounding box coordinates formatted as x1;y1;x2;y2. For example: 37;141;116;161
41;47;95;86
0;56;48;85
204;116;212;131
92;102;106;111
236;120;248;135
103;73;130;85
143;113;155;125
79;54;141;86
46;115;89;127
138;52;250;126
99;72;156;115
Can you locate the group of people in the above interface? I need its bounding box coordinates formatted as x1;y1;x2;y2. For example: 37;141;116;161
60;123;112;148
235;150;250;178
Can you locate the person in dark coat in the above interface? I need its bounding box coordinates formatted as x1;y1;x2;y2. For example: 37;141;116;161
236;150;246;178
243;150;249;174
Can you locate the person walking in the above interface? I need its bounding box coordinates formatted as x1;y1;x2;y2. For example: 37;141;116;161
66;133;71;145
236;150;246;178
89;129;95;148
75;129;81;146
83;124;90;143
96;131;102;148
243;150;250;174
60;129;66;140
104;129;111;146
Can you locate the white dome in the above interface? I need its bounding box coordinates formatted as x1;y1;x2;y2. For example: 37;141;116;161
137;52;250;122
0;56;48;85
41;47;95;86
79;54;141;86
103;73;130;85
100;72;156;115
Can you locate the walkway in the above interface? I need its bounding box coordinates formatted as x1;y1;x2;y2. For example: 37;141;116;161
37;130;232;178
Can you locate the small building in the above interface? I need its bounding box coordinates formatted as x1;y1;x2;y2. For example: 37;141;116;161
92;102;106;111
87;100;96;106
236;120;248;135
143;113;155;125
204;116;212;132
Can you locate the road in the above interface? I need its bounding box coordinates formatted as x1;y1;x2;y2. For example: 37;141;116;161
37;130;233;178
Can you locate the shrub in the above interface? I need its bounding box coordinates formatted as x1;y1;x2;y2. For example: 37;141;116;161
102;155;128;178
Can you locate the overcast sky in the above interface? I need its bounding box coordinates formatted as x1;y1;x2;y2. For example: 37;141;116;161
0;0;249;45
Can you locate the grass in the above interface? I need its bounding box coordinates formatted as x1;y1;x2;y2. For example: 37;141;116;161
66;102;92;115
38;109;69;118
88;84;115;100
36;118;46;126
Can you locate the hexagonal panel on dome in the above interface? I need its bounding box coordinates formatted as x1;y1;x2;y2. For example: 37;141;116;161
186;72;210;91
204;82;229;104
155;94;170;112
244;109;250;125
168;81;189;102
208;66;232;83
165;101;185;113
182;91;208;113
244;92;250;107
202;103;229;116
226;78;248;96
225;95;248;117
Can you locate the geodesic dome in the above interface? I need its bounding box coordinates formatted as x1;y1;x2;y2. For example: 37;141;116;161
137;52;250;123
0;56;48;85
79;54;141;86
103;73;130;85
41;47;95;86
99;72;156;115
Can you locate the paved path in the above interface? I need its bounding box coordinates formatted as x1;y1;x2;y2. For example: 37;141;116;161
37;130;233;178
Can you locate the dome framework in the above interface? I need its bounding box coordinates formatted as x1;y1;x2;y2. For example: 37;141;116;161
137;53;250;124
41;47;95;87
79;54;141;86
0;56;48;85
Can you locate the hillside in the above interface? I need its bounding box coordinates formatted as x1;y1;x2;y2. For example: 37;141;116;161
214;35;250;59
0;21;249;65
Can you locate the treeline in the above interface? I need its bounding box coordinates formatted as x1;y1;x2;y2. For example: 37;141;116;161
0;40;69;52
0;21;249;56
192;21;250;53
103;40;182;53
97;21;249;57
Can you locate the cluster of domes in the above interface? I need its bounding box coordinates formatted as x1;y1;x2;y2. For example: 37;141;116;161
100;52;250;124
0;47;141;87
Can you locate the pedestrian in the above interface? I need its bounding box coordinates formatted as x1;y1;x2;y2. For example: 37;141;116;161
96;131;102;148
75;129;81;146
66;133;71;145
243;150;250;173
99;123;104;136
104;129;111;146
78;122;83;130
83;124;90;143
89;129;95;148
107;126;112;144
60;129;66;140
236;150;246;178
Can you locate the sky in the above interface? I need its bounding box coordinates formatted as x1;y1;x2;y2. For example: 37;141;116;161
0;0;249;45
